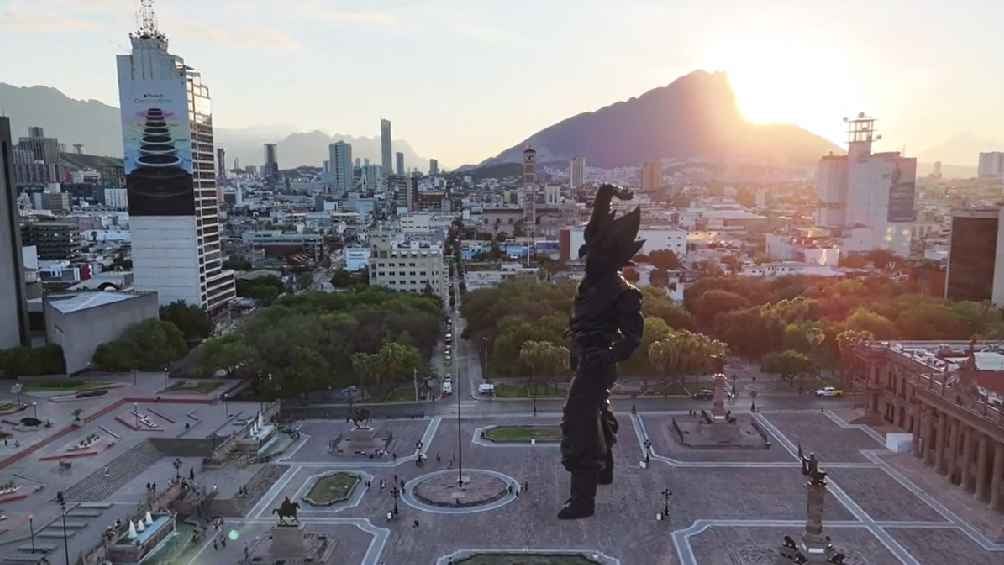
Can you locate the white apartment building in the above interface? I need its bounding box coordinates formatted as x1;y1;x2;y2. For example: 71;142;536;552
978;152;1004;179
563;224;687;261
369;235;448;304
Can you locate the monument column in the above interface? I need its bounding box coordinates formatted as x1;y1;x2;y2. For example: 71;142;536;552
935;413;948;473
991;443;1004;512
975;433;989;501
962;426;976;492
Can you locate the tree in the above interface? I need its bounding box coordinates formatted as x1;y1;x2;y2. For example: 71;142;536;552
720;254;742;274
648;329;728;388
845;308;897;339
762;350;814;385
519;340;570;393
92;319;187;372
0;344;65;377
650;268;670;288
330;269;358;288
223;256;252;270
351;341;423;398
160;301;212;342
649;249;682;270
197;335;253;378
693;289;750;327
236;276;284;305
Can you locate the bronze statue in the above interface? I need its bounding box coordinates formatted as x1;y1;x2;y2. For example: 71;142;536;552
559;184;645;520
272;496;300;526
350;407;371;429
798;444;827;485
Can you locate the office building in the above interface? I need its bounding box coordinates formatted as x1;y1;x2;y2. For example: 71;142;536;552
363;164;382;192
21;221;81;261
116;2;235;312
978;152;1004;179
15;127;62;186
396;151;405;176
641;161;662;193
814;113;917;255
429;158;439;177
368;234;448;303
328;141;353;194
105;188;129;209
42;191;71;213
380;118;392;176
569;156;585;189
945;208;1004;305
0;117;29;348
264;143;279;179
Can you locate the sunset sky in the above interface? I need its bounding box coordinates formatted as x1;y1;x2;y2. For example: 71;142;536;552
2;0;1002;166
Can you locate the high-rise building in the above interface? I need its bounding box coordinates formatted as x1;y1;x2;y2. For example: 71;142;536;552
264;143;279;179
328;141;353;194
216;147;226;181
522;145;537;186
380;118;392;176
641;161;661;192
0;117;29;348
945;208;1004;304
396;151;405;176
15;126;62;186
116;1;235;312
814;113;917;256
978;152;1004;179
20;221;81;260
363;164;382;192
429;158;439;177
569;156;585;189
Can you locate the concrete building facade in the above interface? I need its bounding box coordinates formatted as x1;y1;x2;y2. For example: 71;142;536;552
328;141;353;194
847;341;1004;514
944;208;1004;305
368;235;448;304
0;117;29;348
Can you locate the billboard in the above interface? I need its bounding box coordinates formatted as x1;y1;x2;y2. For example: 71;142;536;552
887;158;917;223
121;80;194;216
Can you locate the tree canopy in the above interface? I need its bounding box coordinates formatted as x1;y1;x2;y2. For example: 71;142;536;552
160;301;212;342
93;319;187;372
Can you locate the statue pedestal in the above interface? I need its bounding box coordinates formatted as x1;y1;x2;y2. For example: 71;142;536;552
269;525;306;562
799;482;831;563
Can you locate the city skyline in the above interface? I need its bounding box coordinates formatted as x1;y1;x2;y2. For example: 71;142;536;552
2;0;1004;167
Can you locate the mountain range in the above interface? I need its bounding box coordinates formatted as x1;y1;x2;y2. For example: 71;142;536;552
482;71;840;169
0;82;426;170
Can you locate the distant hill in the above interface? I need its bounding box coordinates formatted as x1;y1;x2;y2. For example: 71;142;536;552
482;70;840;169
0;83;122;156
0;82;426;168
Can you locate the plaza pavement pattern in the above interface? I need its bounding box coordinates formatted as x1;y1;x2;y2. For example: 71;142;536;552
186;410;1004;565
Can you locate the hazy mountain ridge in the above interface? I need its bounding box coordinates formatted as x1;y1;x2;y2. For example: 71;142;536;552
0;82;426;169
482;70;840;168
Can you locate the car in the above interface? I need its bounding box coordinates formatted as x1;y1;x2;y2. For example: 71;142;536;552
442;381;453;395
690;389;714;401
815;386;844;398
478;383;496;396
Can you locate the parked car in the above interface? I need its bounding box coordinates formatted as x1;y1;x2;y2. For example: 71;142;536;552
442;381;453;395
815;386;844;398
691;389;714;401
478;383;496;396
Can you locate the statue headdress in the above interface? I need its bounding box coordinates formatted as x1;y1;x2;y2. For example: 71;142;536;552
579;184;645;275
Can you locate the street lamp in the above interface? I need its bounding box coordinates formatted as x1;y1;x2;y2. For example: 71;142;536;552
31;401;37;419
173;458;182;481
56;491;69;565
29;514;35;554
661;488;672;521
481;337;488;380
390;485;399;515
223;393;229;417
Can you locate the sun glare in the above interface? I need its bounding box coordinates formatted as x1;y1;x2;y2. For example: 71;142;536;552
705;38;860;146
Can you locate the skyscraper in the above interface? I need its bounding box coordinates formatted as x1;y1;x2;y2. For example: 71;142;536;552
569;156;585;189
328;141;353;194
641;161;661;193
429;158;439;177
264;143;279;179
396;151;405;176
380;118;392;176
116;0;235;312
0;117;29;348
945;208;1004;304
16;127;62;186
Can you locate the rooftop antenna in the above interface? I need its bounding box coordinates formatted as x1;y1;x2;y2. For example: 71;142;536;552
138;0;158;36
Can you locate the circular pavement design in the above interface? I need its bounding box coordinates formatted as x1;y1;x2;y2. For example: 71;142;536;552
402;468;520;514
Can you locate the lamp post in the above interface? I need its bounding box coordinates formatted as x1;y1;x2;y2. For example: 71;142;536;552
223;393;229;417
173;458;182;481
29;514;35;554
457;366;463;487
56;491;69;565
661;488;672;521
481;337;488;380
31;401;37;419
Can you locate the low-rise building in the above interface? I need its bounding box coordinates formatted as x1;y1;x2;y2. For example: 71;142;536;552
368;235;448;303
44;291;159;374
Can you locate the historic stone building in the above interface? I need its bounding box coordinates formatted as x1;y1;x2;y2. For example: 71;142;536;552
847;340;1004;512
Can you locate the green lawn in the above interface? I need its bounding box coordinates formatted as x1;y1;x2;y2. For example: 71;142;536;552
303;472;359;506
162;380;225;394
485;425;561;444
0;402;17;414
493;383;562;398
456;554;600;565
24;380;113;392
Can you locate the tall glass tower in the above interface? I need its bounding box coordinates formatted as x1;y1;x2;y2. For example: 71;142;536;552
116;0;235;313
380;118;393;177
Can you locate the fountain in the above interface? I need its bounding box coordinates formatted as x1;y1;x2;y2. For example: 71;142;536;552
110;513;176;563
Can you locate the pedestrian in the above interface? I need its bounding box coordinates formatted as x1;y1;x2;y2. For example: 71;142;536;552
190;468;195;481
392;452;397;462
436;452;441;463
523;480;528;492
400;479;405;489
507;485;513;495
221;535;227;548
631;403;637;415
213;540;218;551
412;519;419;528
380;480;386;491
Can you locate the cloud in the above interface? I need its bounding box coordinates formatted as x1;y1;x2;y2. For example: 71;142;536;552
0;9;99;33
